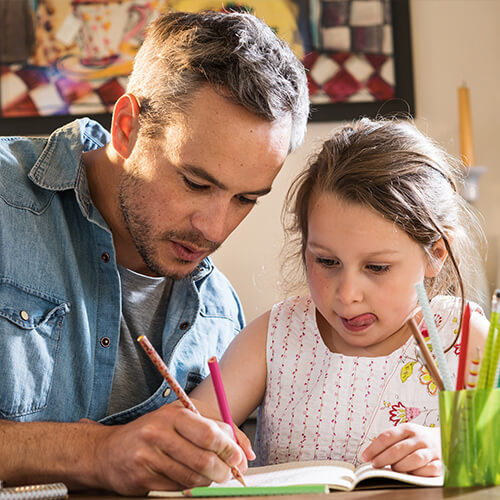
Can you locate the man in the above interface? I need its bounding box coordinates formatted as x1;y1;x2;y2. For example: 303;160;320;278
0;10;308;496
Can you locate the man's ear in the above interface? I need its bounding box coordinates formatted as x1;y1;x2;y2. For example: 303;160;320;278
110;93;141;159
424;237;449;278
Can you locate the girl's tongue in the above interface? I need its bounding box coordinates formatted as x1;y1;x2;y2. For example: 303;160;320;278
342;313;377;330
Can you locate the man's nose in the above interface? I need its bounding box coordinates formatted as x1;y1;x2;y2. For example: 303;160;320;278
191;198;230;245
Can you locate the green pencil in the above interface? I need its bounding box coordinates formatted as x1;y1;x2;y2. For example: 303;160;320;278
183;485;329;497
477;290;500;389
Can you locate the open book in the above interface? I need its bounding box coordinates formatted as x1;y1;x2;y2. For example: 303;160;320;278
149;460;443;496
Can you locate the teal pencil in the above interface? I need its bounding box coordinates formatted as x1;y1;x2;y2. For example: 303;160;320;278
415;283;453;391
477;290;500;389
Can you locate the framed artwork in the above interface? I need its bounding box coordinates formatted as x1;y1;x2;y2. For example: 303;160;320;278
0;0;414;136
298;0;415;121
0;0;167;135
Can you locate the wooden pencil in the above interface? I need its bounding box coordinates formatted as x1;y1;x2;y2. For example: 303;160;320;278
407;318;444;391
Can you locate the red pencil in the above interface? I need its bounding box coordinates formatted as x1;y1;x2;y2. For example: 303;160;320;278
456;303;471;390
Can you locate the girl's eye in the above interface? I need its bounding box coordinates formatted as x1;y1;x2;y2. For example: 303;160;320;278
366;264;390;274
183;176;209;191
236;195;258;206
316;257;339;268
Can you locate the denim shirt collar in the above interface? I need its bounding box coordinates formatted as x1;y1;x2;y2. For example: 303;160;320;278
28;118;109;191
27;119;109;224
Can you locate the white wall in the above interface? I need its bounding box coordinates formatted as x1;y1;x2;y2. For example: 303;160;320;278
214;0;500;322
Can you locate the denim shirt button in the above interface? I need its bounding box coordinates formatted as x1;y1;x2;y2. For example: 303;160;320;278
101;252;110;263
179;322;189;330
163;387;171;398
100;336;111;347
20;310;29;321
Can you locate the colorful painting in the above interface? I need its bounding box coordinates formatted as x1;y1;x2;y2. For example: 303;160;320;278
0;0;414;134
0;0;168;134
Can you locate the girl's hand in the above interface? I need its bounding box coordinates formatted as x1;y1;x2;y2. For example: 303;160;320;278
361;423;442;476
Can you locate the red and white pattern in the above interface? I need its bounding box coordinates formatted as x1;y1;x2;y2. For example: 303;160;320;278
255;295;481;466
0;65;127;117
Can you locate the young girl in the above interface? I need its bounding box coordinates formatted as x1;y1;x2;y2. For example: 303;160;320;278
189;118;490;477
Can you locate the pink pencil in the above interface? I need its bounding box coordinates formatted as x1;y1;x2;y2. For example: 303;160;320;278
456;303;472;390
208;356;239;443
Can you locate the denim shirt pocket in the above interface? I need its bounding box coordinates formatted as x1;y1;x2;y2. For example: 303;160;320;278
0;280;70;418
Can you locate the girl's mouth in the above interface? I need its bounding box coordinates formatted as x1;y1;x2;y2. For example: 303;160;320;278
341;313;377;332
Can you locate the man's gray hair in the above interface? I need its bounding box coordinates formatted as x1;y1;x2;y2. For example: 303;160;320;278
127;10;309;151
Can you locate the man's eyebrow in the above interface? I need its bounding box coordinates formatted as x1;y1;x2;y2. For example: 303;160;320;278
184;165;272;196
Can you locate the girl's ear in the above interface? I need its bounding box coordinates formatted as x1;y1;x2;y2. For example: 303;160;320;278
424;238;449;278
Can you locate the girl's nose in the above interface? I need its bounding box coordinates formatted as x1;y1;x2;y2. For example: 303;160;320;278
335;272;363;305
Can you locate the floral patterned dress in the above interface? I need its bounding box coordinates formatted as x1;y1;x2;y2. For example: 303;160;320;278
254;295;482;466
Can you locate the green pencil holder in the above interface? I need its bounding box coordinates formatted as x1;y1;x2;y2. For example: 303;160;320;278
439;388;500;487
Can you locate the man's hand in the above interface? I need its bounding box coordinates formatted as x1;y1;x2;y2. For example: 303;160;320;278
361;423;442;477
93;403;248;495
233;426;256;463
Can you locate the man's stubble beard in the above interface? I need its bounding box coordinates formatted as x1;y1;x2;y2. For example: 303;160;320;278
117;171;219;280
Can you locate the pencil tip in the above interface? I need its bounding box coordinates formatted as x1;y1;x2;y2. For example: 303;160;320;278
232;467;247;487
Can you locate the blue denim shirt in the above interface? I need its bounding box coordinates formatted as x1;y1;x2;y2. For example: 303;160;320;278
0;119;245;424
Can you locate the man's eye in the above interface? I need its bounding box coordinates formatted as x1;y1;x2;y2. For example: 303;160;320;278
183;177;208;191
366;264;390;274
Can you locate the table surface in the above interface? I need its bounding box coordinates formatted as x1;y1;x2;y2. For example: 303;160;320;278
69;486;500;500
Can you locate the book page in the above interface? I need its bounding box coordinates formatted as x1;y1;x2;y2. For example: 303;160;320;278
353;463;443;488
214;460;356;491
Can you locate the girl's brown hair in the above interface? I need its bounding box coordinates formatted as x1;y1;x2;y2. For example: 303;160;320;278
282;118;486;348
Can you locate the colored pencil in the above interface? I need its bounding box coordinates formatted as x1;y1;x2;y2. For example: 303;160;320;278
489;300;500;387
466;347;481;389
208;357;238;443
477;290;500;389
455;303;471;390
182;485;329;497
137;335;246;487
415;283;454;390
408;318;444;391
486;293;500;388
